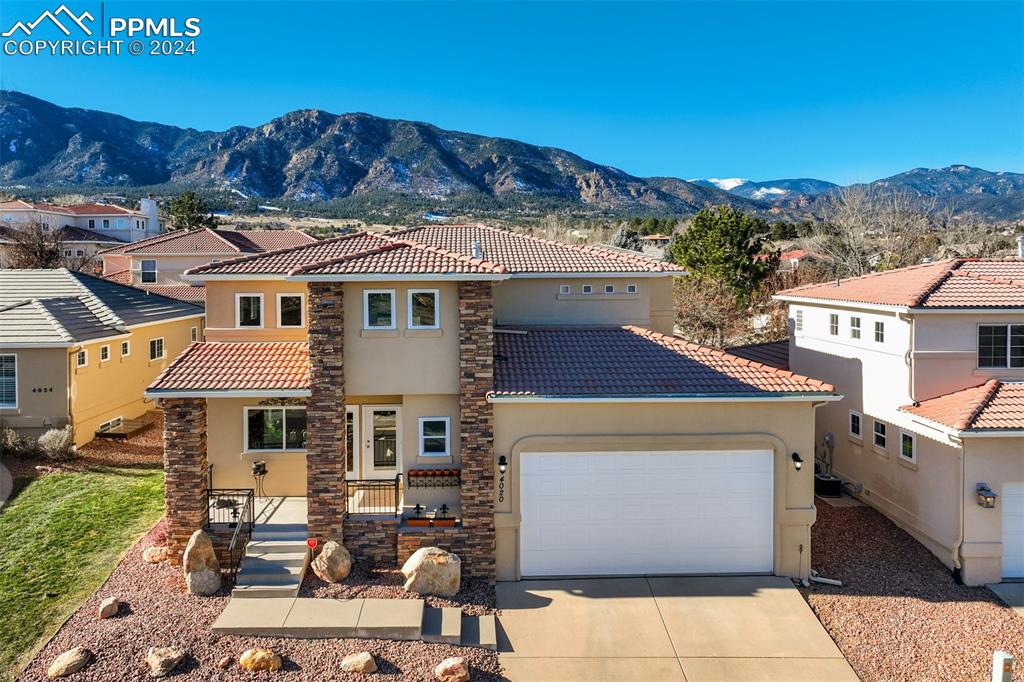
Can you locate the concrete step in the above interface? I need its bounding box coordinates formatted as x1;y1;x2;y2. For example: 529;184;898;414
460;614;497;651
251;527;309;542
240;555;307;574
231;584;302;599
235;567;304;587
422;607;461;644
212;597;424;640
246;540;310;554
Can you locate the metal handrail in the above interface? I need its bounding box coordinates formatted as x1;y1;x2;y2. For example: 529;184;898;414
224;491;254;579
346;474;402;516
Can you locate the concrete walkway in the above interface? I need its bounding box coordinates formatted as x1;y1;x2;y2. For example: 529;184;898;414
989;582;1024;617
497;576;857;682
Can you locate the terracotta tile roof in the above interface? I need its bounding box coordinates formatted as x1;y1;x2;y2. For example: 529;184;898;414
0;224;126;245
778;259;1024;309
103;269;131;285
138;284;206;304
492;326;833;398
726;340;790;370
0;201;138;215
902;380;1024;431
147;341;309;394
101;228;316;255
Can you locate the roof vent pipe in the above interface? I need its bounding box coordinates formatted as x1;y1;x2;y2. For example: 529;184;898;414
1017;234;1024;259
471;240;484;260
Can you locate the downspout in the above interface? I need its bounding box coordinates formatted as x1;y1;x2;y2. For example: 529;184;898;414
950;432;965;582
66;347;76;434
900;312;915;403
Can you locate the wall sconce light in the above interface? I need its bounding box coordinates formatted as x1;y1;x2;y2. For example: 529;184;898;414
977;483;997;509
792;452;804;471
497;455;508;474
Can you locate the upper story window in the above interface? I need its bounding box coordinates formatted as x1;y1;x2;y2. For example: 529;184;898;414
76;349;87;367
88;219;95;229
408;289;439;329
140;259;157;284
582;284;593;295
102;219;110;229
121;340;131;357
418;416;451;457
149;338;165;360
190;326;198;342
246;407;307;451
135;220;144;229
278;293;305;328
364;289;396;329
829;314;839;336
978;324;1024;368
874;321;885;343
604;284;615;294
873;420;887;449
626;284;638;294
850;317;861;339
849;410;862;438
900;431;916;463
559;284;571;295
0;355;16;409
795;309;803;332
100;345;110;362
236;294;263;328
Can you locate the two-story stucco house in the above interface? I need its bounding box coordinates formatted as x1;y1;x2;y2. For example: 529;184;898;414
146;225;838;584
778;254;1024;586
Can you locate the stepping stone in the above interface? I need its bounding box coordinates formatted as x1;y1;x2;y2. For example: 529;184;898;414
422;607;462;644
212;597;295;635
282;598;363;638
356;598;424;640
461;614;497;650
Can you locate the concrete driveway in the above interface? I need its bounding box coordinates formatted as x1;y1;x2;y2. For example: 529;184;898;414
496;576;857;681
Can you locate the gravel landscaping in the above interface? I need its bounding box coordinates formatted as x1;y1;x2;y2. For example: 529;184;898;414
19;521;502;681
802;501;1024;682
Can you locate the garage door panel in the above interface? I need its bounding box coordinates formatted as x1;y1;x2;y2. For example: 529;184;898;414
521;451;774;577
1003;483;1024;578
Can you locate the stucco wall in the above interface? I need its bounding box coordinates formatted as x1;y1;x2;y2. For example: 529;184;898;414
961;437;1024;585
204;280;310;342
0;347;70;437
128;254;228;286
491;400;819;581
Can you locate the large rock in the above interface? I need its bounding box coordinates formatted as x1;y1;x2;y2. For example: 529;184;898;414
401;547;461;597
341;651;377;674
185;567;221;596
97;596;120;619
47;647;92;677
182;530;219;573
145;647;185;678
311;541;351;583
433;657;470;682
239;648;282;672
143;546;169;564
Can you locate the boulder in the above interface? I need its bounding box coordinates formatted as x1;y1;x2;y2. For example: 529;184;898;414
341;651;377;674
142;546;169;564
185;567;221;596
239;648;282;672
46;647;92;678
401;547;461;597
96;596;120;619
433;656;470;682
145;647;185;678
311;541;351;583
182;530;219;573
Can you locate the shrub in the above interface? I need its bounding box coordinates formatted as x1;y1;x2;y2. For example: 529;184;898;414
37;426;75;461
0;427;35;458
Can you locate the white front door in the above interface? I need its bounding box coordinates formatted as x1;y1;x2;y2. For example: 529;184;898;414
361;406;401;480
519;450;774;577
1002;483;1024;578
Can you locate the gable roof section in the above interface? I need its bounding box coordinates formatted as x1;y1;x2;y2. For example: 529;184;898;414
777;259;1024;309
0;224;127;245
146;341;310;396
902;380;1024;432
726;340;790;371
100;228;317;255
492;326;834;399
0;200;138;216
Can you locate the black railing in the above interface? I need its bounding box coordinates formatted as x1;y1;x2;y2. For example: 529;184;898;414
225;492;254;579
346;474;402;516
207;488;256;526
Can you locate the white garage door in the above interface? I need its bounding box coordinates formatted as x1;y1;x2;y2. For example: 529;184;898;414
520;450;774;577
1002;483;1024;578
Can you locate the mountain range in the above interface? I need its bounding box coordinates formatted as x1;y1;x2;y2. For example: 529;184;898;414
1;91;1021;221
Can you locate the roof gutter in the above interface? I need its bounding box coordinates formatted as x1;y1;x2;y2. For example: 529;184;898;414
144;389;312;399
773;295;911;314
488;393;843;404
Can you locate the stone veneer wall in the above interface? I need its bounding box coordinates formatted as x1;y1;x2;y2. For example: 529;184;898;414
306;282;347;544
346;517;400;565
456;281;496;580
397;526;471;565
162;397;208;565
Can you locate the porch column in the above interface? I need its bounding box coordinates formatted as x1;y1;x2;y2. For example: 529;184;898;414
458;280;496;581
306;282;347;544
162;397;208;565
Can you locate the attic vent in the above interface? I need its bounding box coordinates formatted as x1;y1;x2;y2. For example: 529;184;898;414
471;240;484;260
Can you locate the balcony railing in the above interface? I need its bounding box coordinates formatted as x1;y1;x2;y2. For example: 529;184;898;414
346;474;402;516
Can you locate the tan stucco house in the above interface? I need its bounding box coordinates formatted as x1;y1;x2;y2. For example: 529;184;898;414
147;225;838;582
0;269;203;447
778;256;1024;586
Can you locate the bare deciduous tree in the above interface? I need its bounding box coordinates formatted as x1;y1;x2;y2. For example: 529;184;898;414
5;219;98;271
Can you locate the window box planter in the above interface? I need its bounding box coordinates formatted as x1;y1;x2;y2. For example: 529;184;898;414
407;468;461;488
406;517;431;527
431;518;457;527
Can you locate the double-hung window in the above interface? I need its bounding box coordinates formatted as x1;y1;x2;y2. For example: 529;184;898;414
76;349;88;367
829;314;839;336
418;417;451;457
246;407;307;451
849;410;862;438
236;294;263;328
121;340;131;357
978;324;1024;368
277;293;305;328
900;432;916;463
850;317;861;339
408;289;439;329
149;337;165;360
364;289;396;329
100;345;110;362
873;421;887;449
875;321;885;343
0;355;16;409
140;259;157;284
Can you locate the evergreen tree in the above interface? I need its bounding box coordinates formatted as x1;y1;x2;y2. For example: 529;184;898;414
168;191;218;230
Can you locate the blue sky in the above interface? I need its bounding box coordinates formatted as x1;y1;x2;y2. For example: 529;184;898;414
1;1;1021;183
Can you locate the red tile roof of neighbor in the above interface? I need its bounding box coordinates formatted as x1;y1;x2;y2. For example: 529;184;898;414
0;200;138;215
100;270;206;303
103;269;131;285
101;228;317;255
902;381;1024;431
148;341;310;394
777;259;1024;308
726;340;790;371
185;225;684;277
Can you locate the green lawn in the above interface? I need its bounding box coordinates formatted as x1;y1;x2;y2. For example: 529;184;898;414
0;466;165;680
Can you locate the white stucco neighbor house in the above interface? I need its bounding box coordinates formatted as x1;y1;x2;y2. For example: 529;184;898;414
0;197;162;244
777;246;1024;586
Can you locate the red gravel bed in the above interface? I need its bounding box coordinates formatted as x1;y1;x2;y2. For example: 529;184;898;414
76;412;164;468
802;502;1024;682
18;521;502;681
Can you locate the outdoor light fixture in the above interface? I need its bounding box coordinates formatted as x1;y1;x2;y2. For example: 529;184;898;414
977;483;998;509
498;455;508;474
792;452;804;471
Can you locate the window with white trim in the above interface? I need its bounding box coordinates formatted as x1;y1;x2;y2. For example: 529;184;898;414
418;417;450;457
76;349;87;367
978;324;1024;368
559;284;571;295
149;337;165;360
604;284;615;294
88;219;95;229
63;250;72;257
873;420;887;449
363;289;396;329
795;309;803;332
849;410;862;438
874;321;885;343
190;326;198;342
582;284;593;294
900;431;916;463
245;407;307;451
829;313;839;336
236;294;263;328
121;340;130;357
100;345;110;362
140;259;157;284
408;289;439;329
278;293;305;328
626;284;638;294
102;219;110;229
76;250;84;257
850;317;861;339
0;355;16;409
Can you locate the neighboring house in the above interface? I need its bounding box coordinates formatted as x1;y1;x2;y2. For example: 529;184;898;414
146;224;838;583
757;249;829;273
0;224;126;268
777;250;1024;586
638;233;673;259
0;197;162;243
100;228;318;304
0;269;204;447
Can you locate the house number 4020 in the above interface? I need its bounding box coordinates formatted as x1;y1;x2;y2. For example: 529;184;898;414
497;472;505;504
